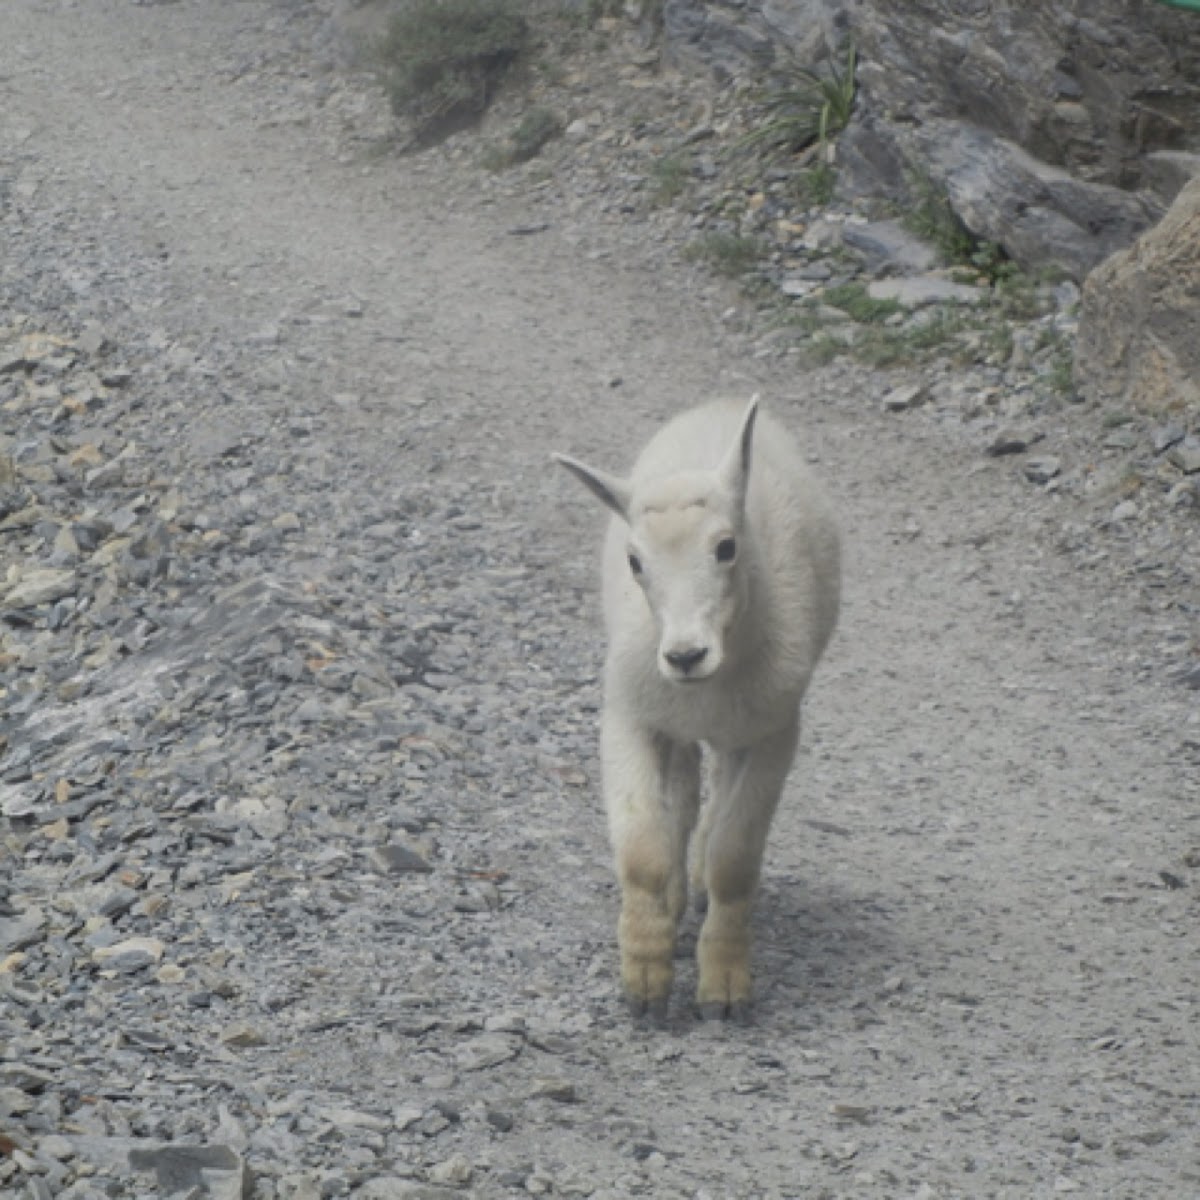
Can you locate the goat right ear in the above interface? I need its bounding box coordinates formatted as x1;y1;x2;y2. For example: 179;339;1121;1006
552;453;632;522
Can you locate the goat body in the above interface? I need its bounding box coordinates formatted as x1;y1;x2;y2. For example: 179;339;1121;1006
555;398;840;1020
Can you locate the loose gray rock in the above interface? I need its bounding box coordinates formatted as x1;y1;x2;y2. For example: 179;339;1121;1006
1168;435;1200;474
128;1144;252;1200
868;275;985;308
2;567;76;608
842;219;940;274
368;842;433;874
1024;455;1062;483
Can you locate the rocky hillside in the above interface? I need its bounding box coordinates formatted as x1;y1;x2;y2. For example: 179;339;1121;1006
664;0;1200;280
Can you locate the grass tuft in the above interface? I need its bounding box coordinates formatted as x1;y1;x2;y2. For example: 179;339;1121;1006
684;232;766;277
739;43;857;157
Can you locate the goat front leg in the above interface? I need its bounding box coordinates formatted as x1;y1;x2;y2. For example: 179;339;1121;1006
697;722;799;1021
602;713;700;1020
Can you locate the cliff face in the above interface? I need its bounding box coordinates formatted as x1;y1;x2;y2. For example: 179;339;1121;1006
663;0;1200;279
1075;176;1200;413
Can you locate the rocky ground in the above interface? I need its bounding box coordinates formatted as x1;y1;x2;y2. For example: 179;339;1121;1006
1;2;1198;1198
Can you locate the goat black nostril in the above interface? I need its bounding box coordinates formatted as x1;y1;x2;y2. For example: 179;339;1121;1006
665;647;708;673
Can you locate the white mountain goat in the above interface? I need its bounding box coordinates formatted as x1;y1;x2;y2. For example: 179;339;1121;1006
554;397;841;1020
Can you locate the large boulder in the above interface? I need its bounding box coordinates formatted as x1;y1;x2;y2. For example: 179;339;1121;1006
1074;176;1200;413
662;0;1200;279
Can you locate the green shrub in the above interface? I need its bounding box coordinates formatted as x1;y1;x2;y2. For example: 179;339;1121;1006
684;232;766;277
512;106;561;159
740;43;857;156
794;161;837;207
482;106;563;170
901;170;976;265
648;154;690;206
376;0;529;145
821;281;903;324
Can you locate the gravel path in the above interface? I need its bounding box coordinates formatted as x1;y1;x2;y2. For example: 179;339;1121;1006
2;3;1198;1198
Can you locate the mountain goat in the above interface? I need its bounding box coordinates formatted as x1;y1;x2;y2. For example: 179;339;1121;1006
554;397;840;1020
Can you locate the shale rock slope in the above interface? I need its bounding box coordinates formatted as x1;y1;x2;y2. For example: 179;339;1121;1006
1;2;1198;1198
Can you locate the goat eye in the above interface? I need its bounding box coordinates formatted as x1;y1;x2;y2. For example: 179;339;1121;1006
628;553;643;576
715;537;737;564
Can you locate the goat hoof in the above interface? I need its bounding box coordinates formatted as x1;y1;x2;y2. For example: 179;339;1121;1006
696;999;753;1024
626;994;670;1027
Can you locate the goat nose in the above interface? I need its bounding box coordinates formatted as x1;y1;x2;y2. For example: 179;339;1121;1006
665;646;708;674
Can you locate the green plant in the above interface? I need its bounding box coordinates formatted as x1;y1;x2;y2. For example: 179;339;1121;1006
902;170;1038;293
858;310;978;367
820;281;903;325
515;107;561;158
792;301;986;368
648;154;690;205
740;43;857;156
482;107;562;170
794;161;837;207
991;270;1053;321
1044;352;1075;397
375;0;529;145
803;332;852;365
685;232;766;277
901;170;977;265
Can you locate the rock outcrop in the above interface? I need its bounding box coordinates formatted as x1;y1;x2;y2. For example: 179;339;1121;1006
1075;175;1200;413
663;0;1200;279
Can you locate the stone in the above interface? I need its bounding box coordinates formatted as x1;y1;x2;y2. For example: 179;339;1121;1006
128;1143;252;1200
91;937;165;972
0;910;46;953
358;1181;459;1200
1024;456;1062;484
0;1064;56;1094
780;277;817;298
842;219;939;274
881;383;926;412
867;276;984;308
220;1022;267;1048
319;1107;393;1134
455;1034;521;1072
368;843;433;875
1168;436;1200;474
485;1109;514;1133
2;568;76;608
428;1155;473;1187
1076;177;1200;412
916;123;1159;281
528;1077;578;1103
986;430;1032;456
1152;424;1186;454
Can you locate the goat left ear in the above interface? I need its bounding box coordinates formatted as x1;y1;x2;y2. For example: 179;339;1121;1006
718;395;760;507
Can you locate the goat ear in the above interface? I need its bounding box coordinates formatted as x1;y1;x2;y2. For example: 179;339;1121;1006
553;453;633;522
718;395;760;507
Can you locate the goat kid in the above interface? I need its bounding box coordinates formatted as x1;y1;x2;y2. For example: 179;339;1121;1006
555;397;840;1020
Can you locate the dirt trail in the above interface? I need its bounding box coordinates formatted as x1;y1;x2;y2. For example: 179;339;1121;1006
3;2;1198;1197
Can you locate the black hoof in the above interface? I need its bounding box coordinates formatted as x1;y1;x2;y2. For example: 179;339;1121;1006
627;994;670;1027
697;1000;753;1024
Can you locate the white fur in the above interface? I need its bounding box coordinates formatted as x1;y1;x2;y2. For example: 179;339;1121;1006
555;397;841;1020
